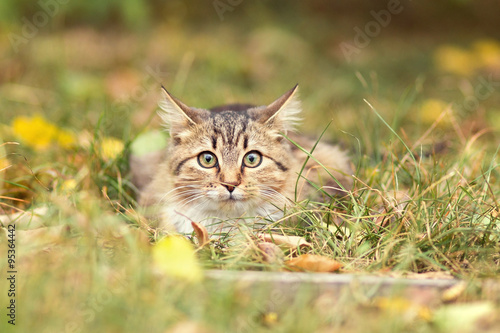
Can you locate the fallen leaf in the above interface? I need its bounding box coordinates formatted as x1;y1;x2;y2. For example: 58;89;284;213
285;254;342;272
152;236;202;282
257;242;284;264
191;222;210;248
257;233;312;249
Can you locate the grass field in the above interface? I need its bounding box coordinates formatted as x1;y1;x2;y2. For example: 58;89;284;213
1;2;500;332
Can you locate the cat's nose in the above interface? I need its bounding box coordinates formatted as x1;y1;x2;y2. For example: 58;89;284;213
223;181;240;193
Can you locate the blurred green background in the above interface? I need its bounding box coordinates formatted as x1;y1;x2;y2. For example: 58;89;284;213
1;0;499;144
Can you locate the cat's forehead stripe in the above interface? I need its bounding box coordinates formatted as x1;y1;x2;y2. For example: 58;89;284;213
243;134;249;150
210;111;250;146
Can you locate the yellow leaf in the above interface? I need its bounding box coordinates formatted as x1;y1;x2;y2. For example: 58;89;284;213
152;236;202;282
285;254;342;272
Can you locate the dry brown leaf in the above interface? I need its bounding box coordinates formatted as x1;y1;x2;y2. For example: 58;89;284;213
191;221;210;248
285;254;343;273
257;242;284;264
257;233;312;249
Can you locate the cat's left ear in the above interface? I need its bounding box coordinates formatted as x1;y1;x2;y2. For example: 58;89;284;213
252;84;302;133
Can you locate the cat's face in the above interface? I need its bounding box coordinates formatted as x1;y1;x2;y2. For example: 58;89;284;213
158;85;301;216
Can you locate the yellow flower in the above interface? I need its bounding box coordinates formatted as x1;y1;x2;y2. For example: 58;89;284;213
12;115;56;150
473;39;500;69
419;99;450;127
152;236;202;282
434;45;476;76
99;137;125;161
11;114;76;150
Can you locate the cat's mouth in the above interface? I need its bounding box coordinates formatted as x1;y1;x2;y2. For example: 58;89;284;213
225;194;243;202
219;193;249;205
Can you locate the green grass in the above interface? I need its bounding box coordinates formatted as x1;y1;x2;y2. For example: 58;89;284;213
1;5;500;332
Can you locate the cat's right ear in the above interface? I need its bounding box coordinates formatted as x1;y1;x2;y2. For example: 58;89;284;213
158;86;206;135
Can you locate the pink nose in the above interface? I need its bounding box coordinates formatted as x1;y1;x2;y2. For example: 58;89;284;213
223;181;240;193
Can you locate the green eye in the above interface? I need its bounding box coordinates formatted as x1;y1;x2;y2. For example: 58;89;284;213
243;151;262;168
198;152;217;168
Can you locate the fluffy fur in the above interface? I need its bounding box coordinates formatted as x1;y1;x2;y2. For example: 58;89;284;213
138;85;352;233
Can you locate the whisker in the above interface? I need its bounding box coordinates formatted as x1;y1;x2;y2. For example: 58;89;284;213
178;194;206;208
158;185;202;203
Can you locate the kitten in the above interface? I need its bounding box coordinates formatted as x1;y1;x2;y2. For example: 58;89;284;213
138;85;352;233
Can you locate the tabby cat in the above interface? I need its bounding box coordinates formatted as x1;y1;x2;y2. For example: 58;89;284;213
138;85;352;233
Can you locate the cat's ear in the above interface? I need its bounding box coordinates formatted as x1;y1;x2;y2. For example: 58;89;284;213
252;84;302;133
158;86;207;135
